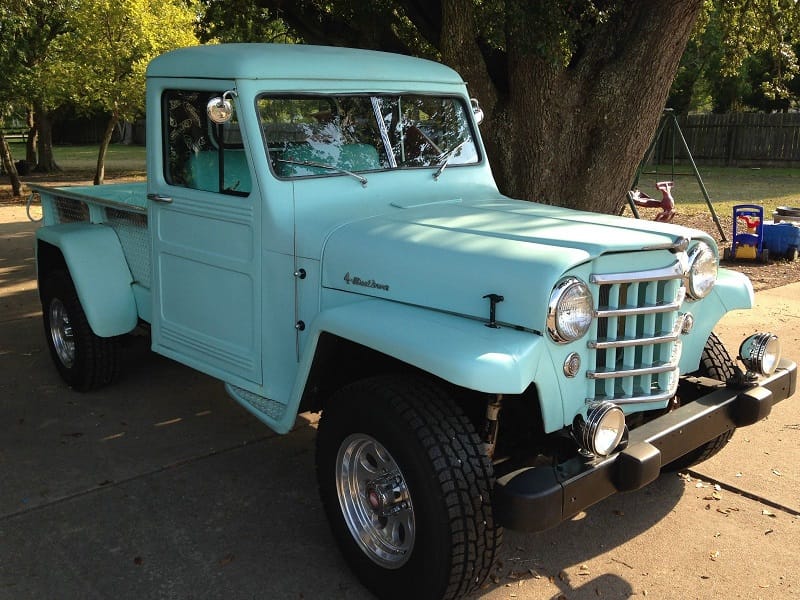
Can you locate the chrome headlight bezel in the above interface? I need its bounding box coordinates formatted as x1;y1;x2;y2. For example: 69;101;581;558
547;277;594;344
686;242;717;300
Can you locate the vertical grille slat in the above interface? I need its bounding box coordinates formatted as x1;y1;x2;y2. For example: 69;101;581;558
588;262;685;405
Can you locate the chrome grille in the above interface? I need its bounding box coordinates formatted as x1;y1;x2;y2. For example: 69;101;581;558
587;263;685;405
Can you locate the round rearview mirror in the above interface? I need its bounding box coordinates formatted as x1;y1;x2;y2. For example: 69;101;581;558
207;97;233;124
470;98;484;125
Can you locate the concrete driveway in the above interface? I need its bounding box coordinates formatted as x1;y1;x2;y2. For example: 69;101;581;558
1;203;797;599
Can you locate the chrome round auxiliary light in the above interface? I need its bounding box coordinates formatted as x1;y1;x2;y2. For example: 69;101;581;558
739;332;781;376
573;401;626;457
563;352;581;377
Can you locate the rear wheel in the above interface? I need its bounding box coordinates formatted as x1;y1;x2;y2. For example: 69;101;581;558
316;375;501;600
40;270;119;391
667;332;736;470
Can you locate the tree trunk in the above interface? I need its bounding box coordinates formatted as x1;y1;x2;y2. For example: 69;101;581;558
26;107;37;165
512;2;701;213
0;130;23;197
94;112;119;185
33;102;59;173
440;0;703;214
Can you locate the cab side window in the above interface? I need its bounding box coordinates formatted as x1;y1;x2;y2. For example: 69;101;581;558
163;89;252;196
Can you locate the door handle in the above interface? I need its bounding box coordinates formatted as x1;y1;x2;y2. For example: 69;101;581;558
147;193;173;204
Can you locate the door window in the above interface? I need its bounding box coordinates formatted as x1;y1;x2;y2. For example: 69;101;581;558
163;89;252;196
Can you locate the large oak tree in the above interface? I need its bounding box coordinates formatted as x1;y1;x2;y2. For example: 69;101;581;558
244;0;704;214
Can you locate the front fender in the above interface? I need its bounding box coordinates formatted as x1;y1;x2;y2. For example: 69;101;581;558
37;223;138;337
311;300;544;392
679;267;754;373
274;300;557;434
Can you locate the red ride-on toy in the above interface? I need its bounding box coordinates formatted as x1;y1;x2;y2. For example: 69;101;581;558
725;204;768;262
630;181;676;222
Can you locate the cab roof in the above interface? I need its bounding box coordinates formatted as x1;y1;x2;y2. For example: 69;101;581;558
146;43;464;86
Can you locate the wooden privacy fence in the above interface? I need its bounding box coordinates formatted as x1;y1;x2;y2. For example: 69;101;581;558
653;113;800;168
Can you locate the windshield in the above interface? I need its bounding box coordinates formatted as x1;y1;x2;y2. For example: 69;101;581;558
258;94;479;179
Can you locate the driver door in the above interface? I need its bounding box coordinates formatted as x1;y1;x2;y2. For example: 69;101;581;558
149;86;261;385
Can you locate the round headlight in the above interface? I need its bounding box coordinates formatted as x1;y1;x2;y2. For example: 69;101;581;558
739;332;781;376
573;401;626;457
687;242;717;299
547;277;593;343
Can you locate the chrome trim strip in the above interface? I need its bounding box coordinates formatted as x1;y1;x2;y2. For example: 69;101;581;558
592;388;676;405
595;300;681;318
589;331;680;350
590;262;685;285
588;362;677;380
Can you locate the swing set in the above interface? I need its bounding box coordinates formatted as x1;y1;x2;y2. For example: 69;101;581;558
628;109;727;241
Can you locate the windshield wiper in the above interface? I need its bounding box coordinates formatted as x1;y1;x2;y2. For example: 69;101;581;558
433;140;468;180
276;158;368;186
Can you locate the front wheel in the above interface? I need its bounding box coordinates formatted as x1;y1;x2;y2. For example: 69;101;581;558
40;270;119;391
667;332;737;470
316;376;501;600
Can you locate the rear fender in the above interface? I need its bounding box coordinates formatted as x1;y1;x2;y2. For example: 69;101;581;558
37;223;138;337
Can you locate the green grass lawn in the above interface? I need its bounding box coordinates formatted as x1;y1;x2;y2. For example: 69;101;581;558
8;141;800;218
635;165;800;218
8;142;146;176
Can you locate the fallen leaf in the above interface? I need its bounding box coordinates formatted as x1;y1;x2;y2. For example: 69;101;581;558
762;509;777;518
709;550;720;561
219;553;235;566
772;469;782;477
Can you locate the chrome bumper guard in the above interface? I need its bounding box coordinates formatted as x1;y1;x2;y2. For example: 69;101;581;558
493;359;797;532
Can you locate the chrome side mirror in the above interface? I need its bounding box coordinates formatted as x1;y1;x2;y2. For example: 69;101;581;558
470;98;484;125
207;90;237;124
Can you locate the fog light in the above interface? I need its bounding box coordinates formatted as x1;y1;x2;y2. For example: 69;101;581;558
739;332;781;376
573;401;626;457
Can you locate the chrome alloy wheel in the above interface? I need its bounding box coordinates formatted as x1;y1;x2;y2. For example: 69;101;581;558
335;433;415;569
49;298;75;368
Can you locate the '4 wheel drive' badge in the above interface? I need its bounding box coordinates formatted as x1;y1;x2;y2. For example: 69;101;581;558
343;272;390;292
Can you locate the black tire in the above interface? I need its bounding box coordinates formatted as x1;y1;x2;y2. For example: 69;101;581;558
316;375;501;600
667;332;736;470
40;270;119;391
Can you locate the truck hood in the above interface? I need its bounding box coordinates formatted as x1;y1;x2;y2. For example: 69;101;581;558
321;197;711;330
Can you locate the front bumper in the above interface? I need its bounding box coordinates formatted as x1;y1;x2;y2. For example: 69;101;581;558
493;359;797;532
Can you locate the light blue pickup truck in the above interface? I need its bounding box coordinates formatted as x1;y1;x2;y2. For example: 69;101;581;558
32;44;796;600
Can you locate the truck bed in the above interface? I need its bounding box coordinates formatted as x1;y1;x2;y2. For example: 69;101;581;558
31;182;151;290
